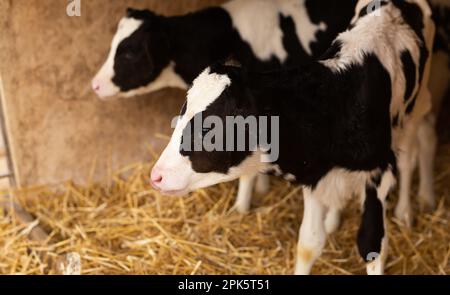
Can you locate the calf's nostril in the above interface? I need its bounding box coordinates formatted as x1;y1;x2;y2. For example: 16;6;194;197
150;169;163;186
153;175;163;184
92;82;100;91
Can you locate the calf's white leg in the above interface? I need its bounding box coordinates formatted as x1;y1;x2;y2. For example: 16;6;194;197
295;187;326;275
233;174;257;214
324;207;341;234
394;128;418;227
417;113;437;211
255;173;270;195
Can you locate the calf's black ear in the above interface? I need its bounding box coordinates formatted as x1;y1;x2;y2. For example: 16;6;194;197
223;55;242;68
126;8;158;21
209;61;250;91
210;59;244;76
126;7;137;17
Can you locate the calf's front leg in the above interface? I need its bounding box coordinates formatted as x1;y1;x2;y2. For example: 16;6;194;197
255;173;270;195
233;173;270;214
324;207;341;234
233;174;257;214
294;187;327;275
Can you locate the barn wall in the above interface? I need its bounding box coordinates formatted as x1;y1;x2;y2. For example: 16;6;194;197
0;0;225;186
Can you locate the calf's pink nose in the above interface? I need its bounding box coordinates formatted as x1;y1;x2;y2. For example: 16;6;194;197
92;82;100;92
150;168;163;188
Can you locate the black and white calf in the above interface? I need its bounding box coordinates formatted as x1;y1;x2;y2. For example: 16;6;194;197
92;0;358;98
151;0;435;274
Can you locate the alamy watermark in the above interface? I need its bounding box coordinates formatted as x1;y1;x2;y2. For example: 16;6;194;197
366;252;380;262
66;0;81;17
171;114;280;163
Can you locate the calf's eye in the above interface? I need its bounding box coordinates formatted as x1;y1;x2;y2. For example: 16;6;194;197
123;52;135;60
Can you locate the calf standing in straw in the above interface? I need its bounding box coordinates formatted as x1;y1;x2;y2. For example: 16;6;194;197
151;0;435;274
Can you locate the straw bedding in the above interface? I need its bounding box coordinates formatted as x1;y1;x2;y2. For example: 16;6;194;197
0;143;449;275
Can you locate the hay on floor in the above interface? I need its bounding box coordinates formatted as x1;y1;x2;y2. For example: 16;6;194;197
0;144;449;275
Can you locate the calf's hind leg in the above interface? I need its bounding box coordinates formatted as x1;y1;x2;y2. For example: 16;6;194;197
417;113;437;211
394;127;418;227
358;169;395;275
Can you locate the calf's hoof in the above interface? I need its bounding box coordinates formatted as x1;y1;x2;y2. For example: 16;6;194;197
418;194;436;213
231;202;250;214
394;205;413;228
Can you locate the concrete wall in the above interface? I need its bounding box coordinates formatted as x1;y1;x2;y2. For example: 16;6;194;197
0;0;224;186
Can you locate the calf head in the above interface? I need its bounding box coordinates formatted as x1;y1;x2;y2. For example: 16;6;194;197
92;8;173;99
151;65;266;195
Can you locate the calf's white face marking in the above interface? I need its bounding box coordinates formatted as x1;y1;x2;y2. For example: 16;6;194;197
151;68;264;195
92;17;142;98
92;16;187;99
